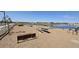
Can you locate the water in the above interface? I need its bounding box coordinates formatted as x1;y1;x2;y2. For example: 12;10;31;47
49;25;79;29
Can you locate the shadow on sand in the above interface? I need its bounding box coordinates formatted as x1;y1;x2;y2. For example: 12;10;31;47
17;38;35;44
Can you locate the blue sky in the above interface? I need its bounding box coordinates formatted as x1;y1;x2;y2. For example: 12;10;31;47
0;11;79;23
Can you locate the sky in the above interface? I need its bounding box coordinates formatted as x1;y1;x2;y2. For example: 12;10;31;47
0;11;79;23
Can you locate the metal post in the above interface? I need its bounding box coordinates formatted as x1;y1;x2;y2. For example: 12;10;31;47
3;11;7;33
3;11;6;27
0;11;6;25
7;17;10;33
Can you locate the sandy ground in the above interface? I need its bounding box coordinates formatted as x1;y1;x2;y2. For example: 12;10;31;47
0;25;79;48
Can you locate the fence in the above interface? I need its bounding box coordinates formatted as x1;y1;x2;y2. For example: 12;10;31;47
0;23;15;40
